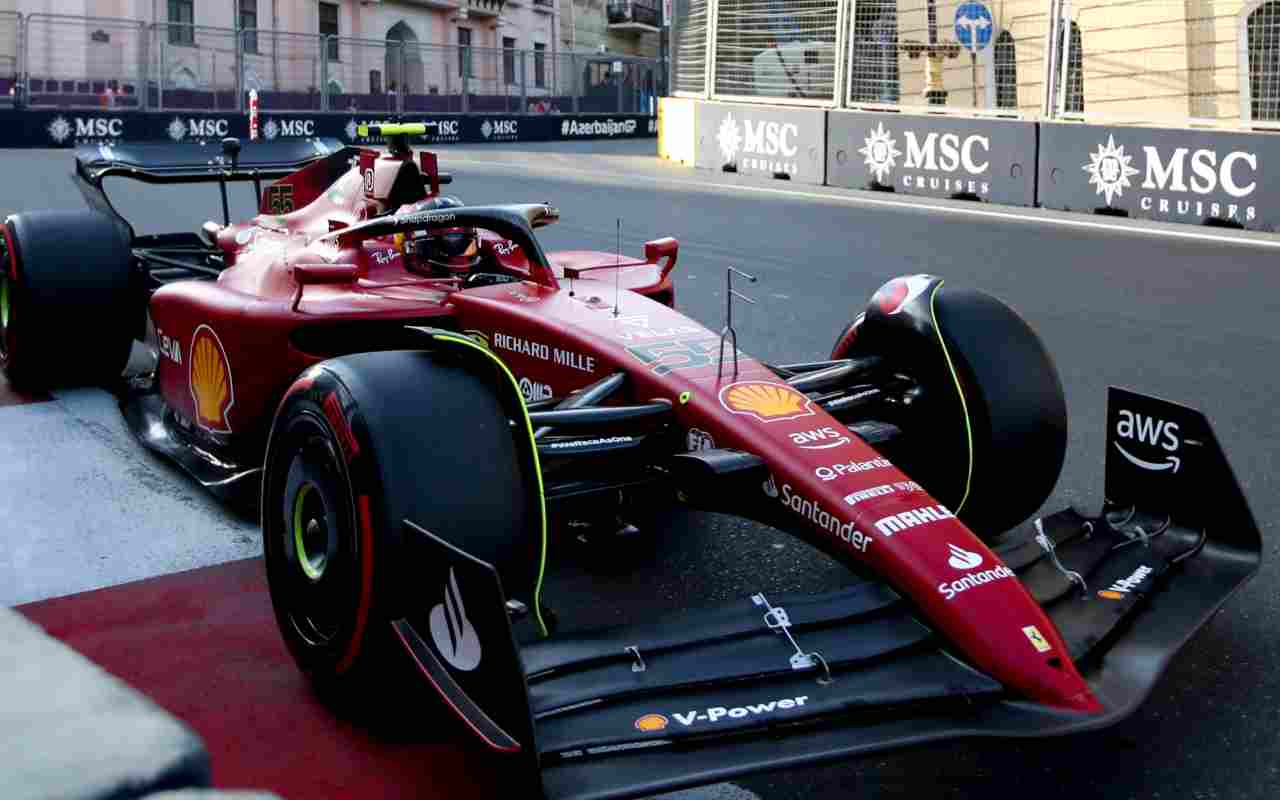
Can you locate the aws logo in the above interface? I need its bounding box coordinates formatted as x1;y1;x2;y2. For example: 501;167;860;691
189;325;235;433
1114;409;1181;473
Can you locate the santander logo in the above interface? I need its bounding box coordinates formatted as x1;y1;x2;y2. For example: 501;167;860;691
947;543;984;570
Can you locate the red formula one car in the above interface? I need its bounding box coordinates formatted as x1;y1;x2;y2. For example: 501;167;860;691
0;126;1261;799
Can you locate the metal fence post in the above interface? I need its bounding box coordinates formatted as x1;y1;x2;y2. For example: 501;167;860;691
397;41;406;113
704;0;718;98
833;0;853;108
617;60;624;113
520;48;527;113
1055;0;1072;118
19;12;28;106
321;34;330;111
571;52;579;113
1042;0;1060;118
462;43;469;114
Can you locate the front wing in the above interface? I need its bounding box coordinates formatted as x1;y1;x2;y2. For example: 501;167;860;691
391;387;1260;800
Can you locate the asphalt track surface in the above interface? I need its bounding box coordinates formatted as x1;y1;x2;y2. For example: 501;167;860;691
3;139;1280;799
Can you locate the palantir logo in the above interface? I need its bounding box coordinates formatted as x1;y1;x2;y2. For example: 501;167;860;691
947;543;983;570
428;568;482;671
1083;135;1140;206
860;122;900;184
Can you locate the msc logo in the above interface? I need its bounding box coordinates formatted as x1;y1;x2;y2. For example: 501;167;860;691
264;118;316;140
481;119;518;139
168;117;231;141
860;122;989;184
717;112;799;160
1113;409;1182;473
1084;136;1258;222
47;116;124;143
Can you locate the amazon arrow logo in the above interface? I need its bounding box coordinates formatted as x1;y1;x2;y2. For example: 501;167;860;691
1114;409;1183;473
429;568;482;671
1114;441;1181;473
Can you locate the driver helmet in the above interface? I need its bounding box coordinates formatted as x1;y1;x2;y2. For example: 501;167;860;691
397;195;480;277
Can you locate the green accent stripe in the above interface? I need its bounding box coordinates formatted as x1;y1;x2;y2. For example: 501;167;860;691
433;333;550;638
928;281;974;515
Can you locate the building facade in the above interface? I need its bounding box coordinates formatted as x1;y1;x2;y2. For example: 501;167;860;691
560;0;661;58
3;0;565;101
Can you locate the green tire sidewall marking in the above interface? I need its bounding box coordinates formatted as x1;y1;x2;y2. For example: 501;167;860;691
928;281;975;515
433;333;551;638
292;482;325;581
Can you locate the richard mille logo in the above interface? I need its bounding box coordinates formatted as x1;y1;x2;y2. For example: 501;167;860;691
860;122;900;184
1083;135;1140;206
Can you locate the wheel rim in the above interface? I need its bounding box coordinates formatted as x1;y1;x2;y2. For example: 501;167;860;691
272;419;355;649
292;482;334;581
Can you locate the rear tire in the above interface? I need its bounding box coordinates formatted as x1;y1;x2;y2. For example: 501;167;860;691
261;345;544;692
1;211;135;390
835;277;1067;538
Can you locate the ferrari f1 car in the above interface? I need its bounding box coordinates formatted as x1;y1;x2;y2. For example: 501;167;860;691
0;127;1261;799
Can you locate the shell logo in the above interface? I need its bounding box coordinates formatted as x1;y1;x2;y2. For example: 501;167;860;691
719;381;815;423
189;324;235;433
634;713;668;733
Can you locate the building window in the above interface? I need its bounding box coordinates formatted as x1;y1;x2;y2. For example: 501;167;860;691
458;27;472;78
994;30;1016;109
168;0;194;46
849;2;899;104
534;42;546;88
320;2;340;62
1055;21;1084;113
1248;1;1280;120
240;0;258;54
503;37;517;85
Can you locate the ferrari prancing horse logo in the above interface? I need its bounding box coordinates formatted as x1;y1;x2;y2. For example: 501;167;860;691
189;324;235;433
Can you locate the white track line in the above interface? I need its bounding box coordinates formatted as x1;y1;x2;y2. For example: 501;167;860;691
446;156;1280;251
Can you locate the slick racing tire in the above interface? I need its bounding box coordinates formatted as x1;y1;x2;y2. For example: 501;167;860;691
261;340;546;693
834;276;1067;539
1;211;135;390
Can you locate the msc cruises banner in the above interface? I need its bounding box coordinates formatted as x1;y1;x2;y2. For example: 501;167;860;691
826;110;1038;207
1038;121;1280;231
693;101;827;185
0;110;658;148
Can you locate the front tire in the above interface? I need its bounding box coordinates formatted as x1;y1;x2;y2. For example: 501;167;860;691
262;345;545;691
835;277;1067;538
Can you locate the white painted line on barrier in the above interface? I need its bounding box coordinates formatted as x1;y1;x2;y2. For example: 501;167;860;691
445;156;1280;251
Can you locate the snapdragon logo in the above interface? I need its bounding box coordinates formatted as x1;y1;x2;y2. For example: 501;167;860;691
858;122;991;195
1083;135;1258;222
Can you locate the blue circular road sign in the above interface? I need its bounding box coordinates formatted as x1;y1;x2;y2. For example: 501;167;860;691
955;2;994;53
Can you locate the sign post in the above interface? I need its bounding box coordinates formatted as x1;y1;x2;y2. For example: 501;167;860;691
954;2;993;108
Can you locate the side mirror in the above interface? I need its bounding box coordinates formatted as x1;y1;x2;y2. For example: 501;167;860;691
643;237;679;279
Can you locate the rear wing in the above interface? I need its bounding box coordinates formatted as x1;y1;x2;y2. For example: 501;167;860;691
73;138;348;185
72;137;356;238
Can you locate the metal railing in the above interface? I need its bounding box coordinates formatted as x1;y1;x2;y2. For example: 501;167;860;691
8;13;665;115
668;0;1280;129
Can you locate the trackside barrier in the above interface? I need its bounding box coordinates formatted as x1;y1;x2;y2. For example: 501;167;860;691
694;100;827;185
0;109;657;148
1037;122;1277;231
661;98;1280;233
827;110;1037;207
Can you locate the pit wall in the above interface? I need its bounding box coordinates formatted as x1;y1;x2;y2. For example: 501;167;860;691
658;97;1280;233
